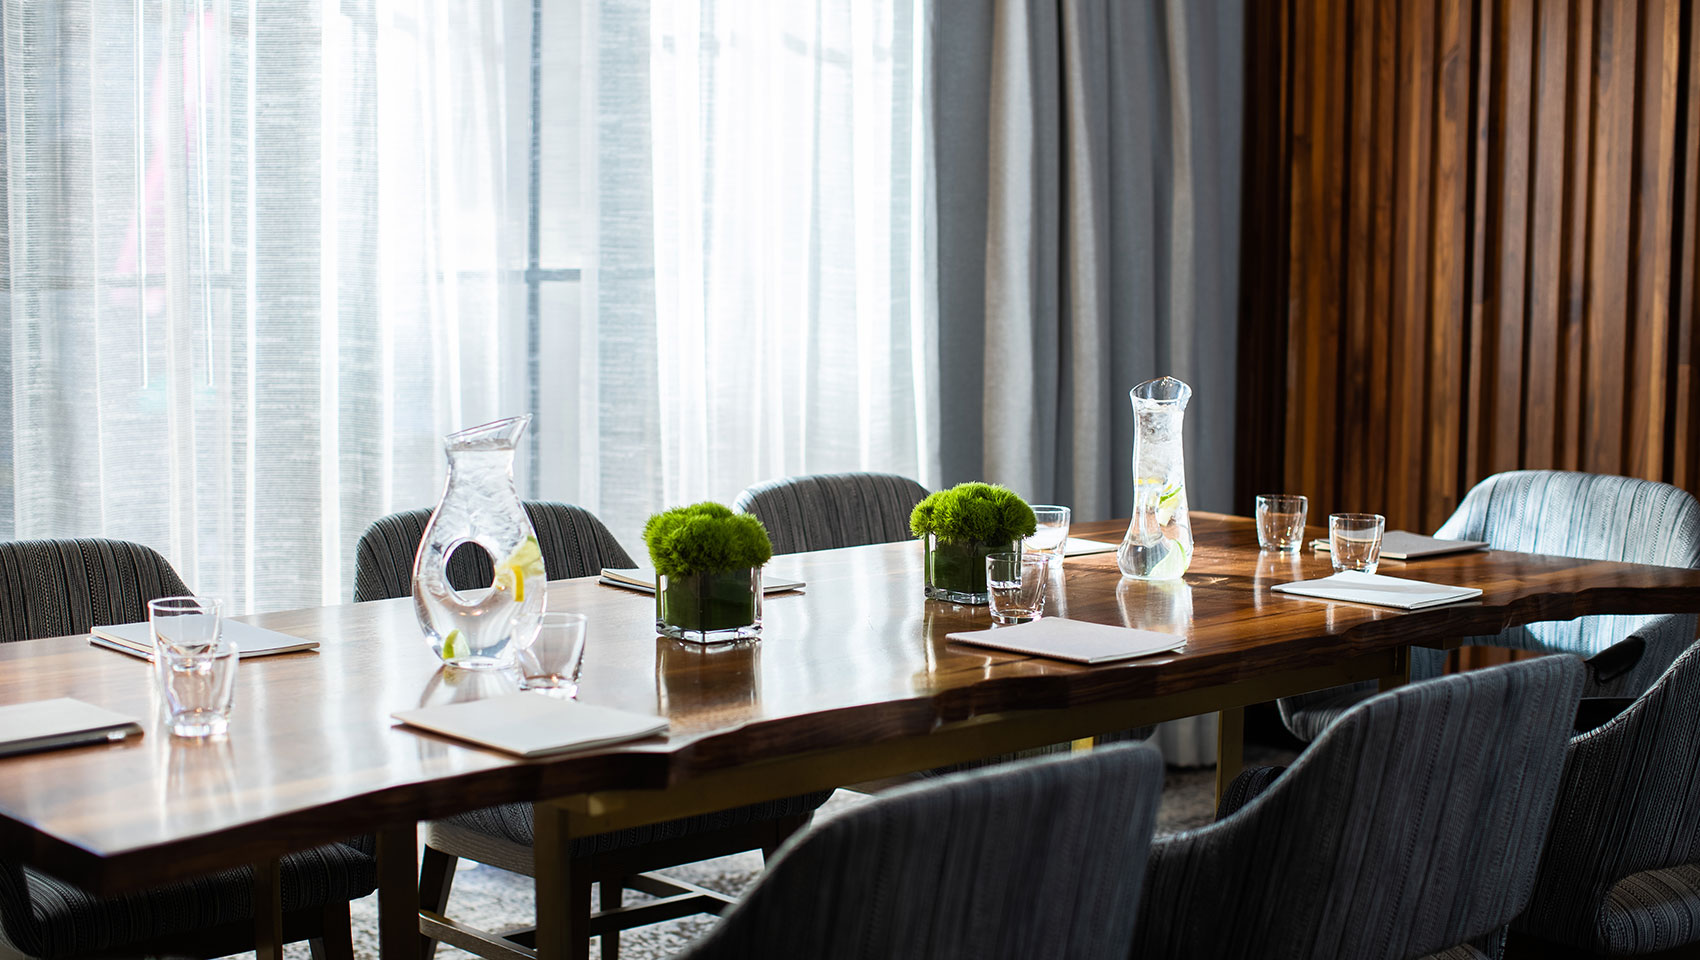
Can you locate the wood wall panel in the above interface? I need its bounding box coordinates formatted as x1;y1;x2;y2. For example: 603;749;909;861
1239;0;1700;538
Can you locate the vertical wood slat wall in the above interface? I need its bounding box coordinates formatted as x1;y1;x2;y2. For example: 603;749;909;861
1237;0;1700;534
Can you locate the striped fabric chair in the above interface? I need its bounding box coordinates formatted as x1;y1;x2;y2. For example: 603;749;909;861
353;501;638;602
1509;639;1700;956
0;539;374;960
676;742;1164;960
352;503;831;960
733;472;929;555
1280;470;1700;742
1137;656;1585;960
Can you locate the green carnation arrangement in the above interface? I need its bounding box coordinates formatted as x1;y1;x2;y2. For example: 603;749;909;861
644;502;774;578
909;482;1037;545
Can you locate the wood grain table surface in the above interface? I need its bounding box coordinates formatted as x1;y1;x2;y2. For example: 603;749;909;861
0;512;1696;957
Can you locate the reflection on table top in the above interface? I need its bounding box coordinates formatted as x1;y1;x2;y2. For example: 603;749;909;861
0;512;1696;892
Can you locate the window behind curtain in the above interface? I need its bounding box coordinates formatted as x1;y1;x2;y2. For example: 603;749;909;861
0;0;925;611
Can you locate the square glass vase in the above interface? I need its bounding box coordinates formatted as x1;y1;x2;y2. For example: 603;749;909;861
923;534;1015;605
656;568;763;645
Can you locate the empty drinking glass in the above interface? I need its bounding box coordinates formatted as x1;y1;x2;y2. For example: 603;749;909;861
518;612;588;698
150;596;237;737
155;639;238;738
1025;505;1072;557
986;552;1051;624
148;596;222;655
1255;494;1309;553
1329;513;1386;574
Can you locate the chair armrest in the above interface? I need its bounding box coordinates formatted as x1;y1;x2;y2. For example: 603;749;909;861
1214;765;1285;821
1583;636;1645;685
1572;697;1635;735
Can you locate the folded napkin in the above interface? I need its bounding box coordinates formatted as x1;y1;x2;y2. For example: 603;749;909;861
91;620;318;660
948;617;1185;665
1308;531;1489;560
1062;538;1119;557
1271;570;1482;610
0;698;142;758
599;565;805;594
392;693;668;758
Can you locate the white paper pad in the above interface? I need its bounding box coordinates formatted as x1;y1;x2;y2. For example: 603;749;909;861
1271;570;1483;610
598;565;805;595
947;618;1185;665
1062;538;1119;557
90;620;319;660
1309;531;1489;560
0;698;142;758
392;693;668;758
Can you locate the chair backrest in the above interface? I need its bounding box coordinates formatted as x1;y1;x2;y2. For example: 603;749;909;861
0;539;192;955
1513;639;1700;950
733;472;929;555
0;539;190;644
352;502;635;602
678;741;1163;960
1137;656;1585;960
1436;470;1700;691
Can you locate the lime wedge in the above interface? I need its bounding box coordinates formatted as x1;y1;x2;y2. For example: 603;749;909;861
1146;537;1191;580
1155;483;1184;526
442;628;461;659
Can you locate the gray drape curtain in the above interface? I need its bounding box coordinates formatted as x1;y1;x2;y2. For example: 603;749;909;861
927;0;1243;519
927;0;1242;766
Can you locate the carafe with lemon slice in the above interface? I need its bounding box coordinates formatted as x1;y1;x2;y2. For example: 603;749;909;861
1118;377;1194;580
411;416;547;667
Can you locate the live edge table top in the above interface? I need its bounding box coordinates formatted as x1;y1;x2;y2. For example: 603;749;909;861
0;512;1696;895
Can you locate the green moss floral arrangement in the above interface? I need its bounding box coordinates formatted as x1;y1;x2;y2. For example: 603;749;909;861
643;502;772;643
910;482;1036;604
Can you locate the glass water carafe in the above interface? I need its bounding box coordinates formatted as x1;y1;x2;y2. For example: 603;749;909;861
1118;377;1194;580
412;416;546;667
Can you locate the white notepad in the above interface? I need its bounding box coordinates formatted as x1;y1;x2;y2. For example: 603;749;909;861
1271;570;1483;610
947;618;1186;665
1309;531;1489;560
1062;538;1120;557
392;693;668;758
0;698;142;758
598;565;805;595
90;620;319;661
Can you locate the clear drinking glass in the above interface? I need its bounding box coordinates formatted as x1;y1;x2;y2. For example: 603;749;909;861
518;612;588;698
154;639;238;738
1025;505;1072;557
1329;513;1386;574
148;596;223;655
1255;494;1309;553
986;552;1051;624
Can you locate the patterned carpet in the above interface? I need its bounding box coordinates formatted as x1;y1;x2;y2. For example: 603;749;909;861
231;747;1293;960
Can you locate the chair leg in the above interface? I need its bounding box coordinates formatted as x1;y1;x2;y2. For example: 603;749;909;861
599;878;624;960
309;901;355;960
762;813;813;860
573;868;595;960
419;845;459;960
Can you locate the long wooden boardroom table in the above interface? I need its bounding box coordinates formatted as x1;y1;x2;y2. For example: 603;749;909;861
0;513;1698;960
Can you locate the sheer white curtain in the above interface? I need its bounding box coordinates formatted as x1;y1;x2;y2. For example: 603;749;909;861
595;0;927;547
0;0;925;611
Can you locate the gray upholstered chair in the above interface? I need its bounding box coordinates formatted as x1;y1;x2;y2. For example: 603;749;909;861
1281;470;1700;741
675;741;1163;960
353;500;639;602
352;502;830;960
732;472;929;555
1507;639;1700;956
1136;655;1586;960
0;539;374;960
